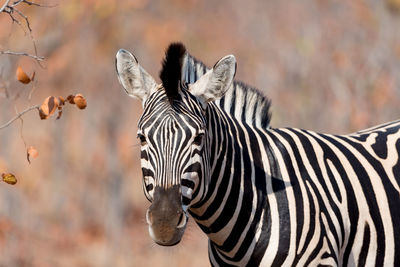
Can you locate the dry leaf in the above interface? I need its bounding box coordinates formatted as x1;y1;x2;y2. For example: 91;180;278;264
39;96;59;120
58;96;65;106
38;108;47;120
16;66;31;84
66;95;75;104
2;173;17;185
74;94;87;109
27;146;39;164
56;110;63;120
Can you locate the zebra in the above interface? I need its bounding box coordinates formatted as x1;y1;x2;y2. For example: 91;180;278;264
115;43;400;266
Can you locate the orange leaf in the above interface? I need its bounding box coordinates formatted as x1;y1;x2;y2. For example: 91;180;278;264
39;96;59;120
38;108;47;120
56;110;63;120
16;66;31;84
66;95;75;104
2;173;17;185
27;146;39;164
74;94;87;109
58;96;65;106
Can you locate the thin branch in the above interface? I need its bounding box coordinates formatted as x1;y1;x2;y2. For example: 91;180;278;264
11;0;25;6
1;0;50;67
13;7;32;32
12;0;57;8
6;10;26;33
0;0;11;13
16;105;28;150
0;50;44;61
0;105;39;130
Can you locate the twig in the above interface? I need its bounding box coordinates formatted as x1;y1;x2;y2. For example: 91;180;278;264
0;50;44;61
1;0;49;67
1;0;54;12
11;0;57;8
0;105;39;130
0;0;11;13
13;7;33;32
15;105;28;150
6;11;26;34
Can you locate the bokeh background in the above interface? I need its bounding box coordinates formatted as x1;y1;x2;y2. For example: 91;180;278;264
1;0;400;266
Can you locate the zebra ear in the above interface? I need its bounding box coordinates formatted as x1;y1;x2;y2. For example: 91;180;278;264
189;55;236;106
116;49;157;103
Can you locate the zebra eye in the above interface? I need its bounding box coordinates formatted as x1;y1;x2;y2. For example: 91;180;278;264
137;134;147;146
193;133;204;146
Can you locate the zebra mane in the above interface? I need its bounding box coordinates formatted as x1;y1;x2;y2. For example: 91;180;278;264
181;50;272;128
159;43;187;103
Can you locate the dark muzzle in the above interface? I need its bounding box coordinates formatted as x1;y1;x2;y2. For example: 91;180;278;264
146;185;188;246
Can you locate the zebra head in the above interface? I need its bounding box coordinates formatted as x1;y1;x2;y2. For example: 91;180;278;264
115;43;236;246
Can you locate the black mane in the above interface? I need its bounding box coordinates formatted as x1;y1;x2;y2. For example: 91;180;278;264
182;51;272;128
159;43;186;103
160;42;272;128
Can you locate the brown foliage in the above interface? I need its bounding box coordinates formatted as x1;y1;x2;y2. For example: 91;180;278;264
39;96;59;120
39;94;87;120
73;94;87;109
27;146;39;164
1;173;17;185
16;66;32;84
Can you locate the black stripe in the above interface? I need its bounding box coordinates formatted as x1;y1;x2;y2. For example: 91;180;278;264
336;134;400;266
357;223;370;267
324;134;385;266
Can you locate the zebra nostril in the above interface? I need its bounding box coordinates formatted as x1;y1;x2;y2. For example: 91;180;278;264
177;212;186;228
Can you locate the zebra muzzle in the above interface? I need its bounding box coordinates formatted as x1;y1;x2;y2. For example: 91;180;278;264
145;185;188;246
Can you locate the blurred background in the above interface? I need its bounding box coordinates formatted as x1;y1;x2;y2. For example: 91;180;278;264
1;0;400;266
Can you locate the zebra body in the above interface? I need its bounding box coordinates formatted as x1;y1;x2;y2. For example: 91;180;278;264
115;43;400;266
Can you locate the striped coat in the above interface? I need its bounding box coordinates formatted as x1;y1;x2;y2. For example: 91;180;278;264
116;43;400;266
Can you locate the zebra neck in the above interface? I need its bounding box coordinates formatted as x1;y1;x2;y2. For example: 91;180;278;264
214;81;271;129
189;104;275;262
